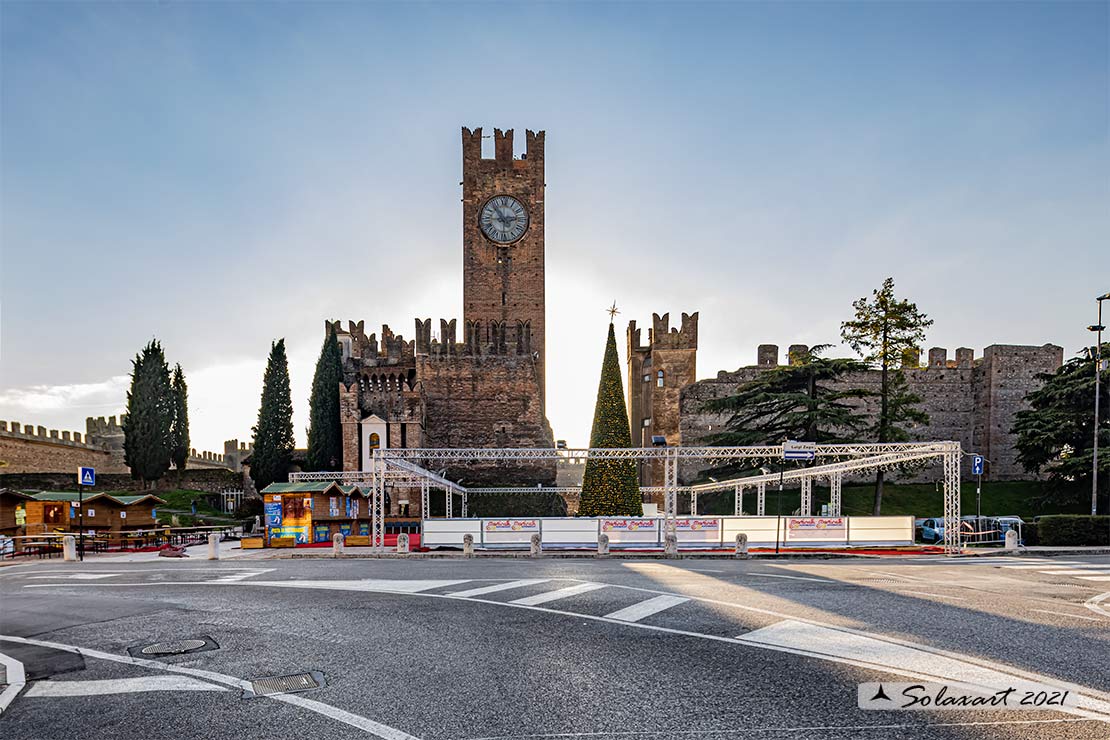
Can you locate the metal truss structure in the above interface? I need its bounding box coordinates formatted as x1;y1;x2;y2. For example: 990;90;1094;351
290;441;963;554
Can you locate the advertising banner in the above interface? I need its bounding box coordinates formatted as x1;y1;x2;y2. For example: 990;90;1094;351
339;523;352;537
270;526;309;544
264;502;283;528
314;525;330;543
785;517;847;541
675;518;719;531
601;519;658;532
329;496;339;517
359;522;369;536
484;519;539;533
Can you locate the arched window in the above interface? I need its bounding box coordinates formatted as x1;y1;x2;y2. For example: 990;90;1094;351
657;370;664;388
368;432;380;450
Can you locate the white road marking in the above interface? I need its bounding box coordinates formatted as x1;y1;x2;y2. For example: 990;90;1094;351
858;569;924;582
449;579;549;598
1041;569;1110;576
25;676;227;697
213;568;274;583
1086;592;1110;618
896;590;968;601
1002;562;1084;569
0;650;26;715
1078;575;1110;582
748;573;834;583
604;595;689;622
27;573;121;580
510;583;606;606
0;635;423;740
736;620;1110;721
1029;608;1105;622
246;579;470;594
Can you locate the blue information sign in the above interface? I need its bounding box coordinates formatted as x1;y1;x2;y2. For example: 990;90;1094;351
78;467;96;486
971;455;984;476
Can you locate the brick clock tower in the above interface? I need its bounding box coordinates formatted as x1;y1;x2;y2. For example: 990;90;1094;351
461;127;546;412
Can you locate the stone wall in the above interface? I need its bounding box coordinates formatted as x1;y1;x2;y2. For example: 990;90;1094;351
0;421;127;475
0;467;244;493
678;343;1063;483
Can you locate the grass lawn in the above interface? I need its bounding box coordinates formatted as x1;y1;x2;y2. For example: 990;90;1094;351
689;480;1086;519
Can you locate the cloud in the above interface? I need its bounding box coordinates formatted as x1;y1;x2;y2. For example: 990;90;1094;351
0;376;129;413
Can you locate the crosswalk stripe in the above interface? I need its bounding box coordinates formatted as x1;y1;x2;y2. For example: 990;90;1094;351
604;595;689;622
25;676;226;697
449;579;550;598
1076;576;1110;581
1041;570;1110;576
510;582;605;606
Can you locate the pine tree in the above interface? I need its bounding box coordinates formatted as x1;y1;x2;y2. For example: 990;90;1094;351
251;339;295;492
306;325;344;471
841;277;933;514
704;345;873;445
169;364;190;475
578;322;642;517
123;340;174;485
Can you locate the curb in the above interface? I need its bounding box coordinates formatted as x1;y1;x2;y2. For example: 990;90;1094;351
286;550;882;561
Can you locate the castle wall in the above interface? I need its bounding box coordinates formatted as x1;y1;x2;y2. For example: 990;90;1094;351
678;343;1063;483
0;422;123;475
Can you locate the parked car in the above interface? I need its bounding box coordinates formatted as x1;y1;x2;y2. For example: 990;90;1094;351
919;517;945;543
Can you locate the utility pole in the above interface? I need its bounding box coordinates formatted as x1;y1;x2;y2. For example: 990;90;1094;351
1091;293;1109;516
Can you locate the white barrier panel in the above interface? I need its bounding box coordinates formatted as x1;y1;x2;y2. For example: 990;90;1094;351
721;517;781;547
675;517;723;548
421;515;914;550
846;515;914;546
600;518;659;546
421;519;481;547
539;518;599;548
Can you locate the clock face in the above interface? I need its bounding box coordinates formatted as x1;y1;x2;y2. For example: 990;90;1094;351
479;195;529;243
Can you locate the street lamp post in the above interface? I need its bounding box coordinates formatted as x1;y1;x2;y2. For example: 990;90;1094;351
1091;293;1110;516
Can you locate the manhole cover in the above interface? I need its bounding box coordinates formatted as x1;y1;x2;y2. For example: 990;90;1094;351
249;671;325;697
128;636;218;659
141;639;208;656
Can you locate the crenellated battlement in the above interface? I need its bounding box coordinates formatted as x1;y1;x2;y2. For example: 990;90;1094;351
627;311;699;353
1;420;98;448
462;126;545;169
743;343;1062;371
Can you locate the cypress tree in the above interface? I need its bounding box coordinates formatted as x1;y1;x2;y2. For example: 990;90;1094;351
123;340;174;484
306;325;344;471
169;363;190;474
251;339;295;492
578;322;642;517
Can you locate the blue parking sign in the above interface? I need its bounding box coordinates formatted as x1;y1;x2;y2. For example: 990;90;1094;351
971;455;984;476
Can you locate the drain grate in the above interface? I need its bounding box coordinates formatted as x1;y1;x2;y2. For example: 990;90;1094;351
249;671;325;697
128;636;218;659
141;639;208;656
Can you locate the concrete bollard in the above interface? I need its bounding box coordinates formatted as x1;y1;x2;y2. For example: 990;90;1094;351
597;533;609;557
207;533;220;560
396;533;410;554
463;533;474;558
664;533;678;558
735;533;749;559
332;532;344;557
63;535;76;562
530;533;542;558
1004;529;1018;551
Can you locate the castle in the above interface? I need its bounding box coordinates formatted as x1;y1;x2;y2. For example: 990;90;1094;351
627;313;1062;484
332;128;554;487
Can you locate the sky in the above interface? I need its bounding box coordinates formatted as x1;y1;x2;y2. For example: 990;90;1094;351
1;1;1107;453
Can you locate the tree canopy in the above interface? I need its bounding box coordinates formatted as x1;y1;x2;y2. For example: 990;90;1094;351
1014;345;1109;511
251;339;295;492
704;345;873;445
123;340;174;484
306;325;344;472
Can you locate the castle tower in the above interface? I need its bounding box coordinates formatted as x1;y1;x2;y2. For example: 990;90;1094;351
627;312;698;487
461;127;546;412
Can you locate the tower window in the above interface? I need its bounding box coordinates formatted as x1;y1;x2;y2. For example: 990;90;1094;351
368;432;380;450
501;292;506;306
657;370;664;388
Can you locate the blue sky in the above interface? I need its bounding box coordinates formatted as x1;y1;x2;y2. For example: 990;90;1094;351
2;1;1107;451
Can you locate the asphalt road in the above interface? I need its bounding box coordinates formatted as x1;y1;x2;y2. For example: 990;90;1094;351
1;553;1109;740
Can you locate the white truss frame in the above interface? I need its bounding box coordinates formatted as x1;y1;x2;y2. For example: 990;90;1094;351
290;442;962;554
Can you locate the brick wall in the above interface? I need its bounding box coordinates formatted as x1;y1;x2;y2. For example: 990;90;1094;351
0;424;127;475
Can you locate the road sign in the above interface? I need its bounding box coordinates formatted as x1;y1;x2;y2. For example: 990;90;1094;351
782;440;817;461
78;467;96;486
971;455;984;476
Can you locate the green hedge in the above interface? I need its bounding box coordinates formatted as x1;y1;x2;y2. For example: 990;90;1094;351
1036;516;1110;546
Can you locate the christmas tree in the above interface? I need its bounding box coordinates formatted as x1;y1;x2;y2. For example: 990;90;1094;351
578;321;642;517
